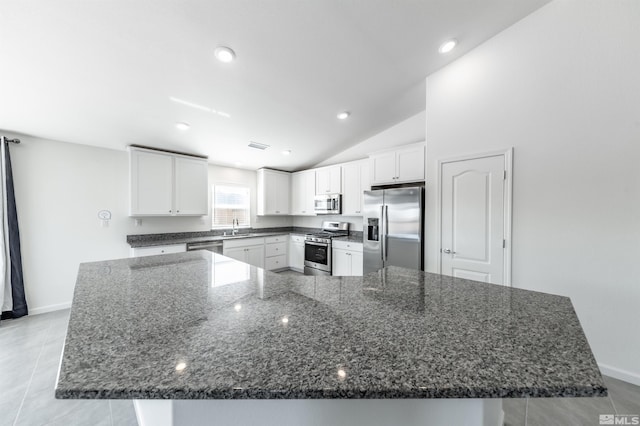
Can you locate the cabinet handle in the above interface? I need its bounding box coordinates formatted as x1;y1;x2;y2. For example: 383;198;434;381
276;211;280;213
169;210;172;213
176;210;180;213
355;211;360;214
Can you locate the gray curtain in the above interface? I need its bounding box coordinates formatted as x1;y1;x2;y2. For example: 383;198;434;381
0;137;27;320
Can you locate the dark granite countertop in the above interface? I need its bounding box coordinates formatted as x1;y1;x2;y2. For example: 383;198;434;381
127;227;313;248
56;251;606;400
333;234;364;243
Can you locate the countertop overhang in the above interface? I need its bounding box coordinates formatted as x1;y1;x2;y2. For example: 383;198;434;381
55;251;606;400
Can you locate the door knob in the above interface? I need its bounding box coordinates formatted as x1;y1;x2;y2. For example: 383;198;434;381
442;248;456;254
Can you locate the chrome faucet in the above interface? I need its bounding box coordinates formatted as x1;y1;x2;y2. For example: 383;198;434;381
232;218;239;236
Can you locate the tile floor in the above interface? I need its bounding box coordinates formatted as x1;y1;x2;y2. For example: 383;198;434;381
1;309;638;426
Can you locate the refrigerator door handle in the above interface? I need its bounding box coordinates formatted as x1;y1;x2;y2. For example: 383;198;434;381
384;205;389;262
380;205;385;262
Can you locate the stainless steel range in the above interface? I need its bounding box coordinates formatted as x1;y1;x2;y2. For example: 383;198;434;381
303;221;350;276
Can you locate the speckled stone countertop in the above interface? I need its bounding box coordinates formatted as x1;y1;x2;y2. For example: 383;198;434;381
56;251;606;400
127;227;313;248
334;233;363;243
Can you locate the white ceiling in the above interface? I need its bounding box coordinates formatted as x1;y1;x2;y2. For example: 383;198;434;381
0;0;550;171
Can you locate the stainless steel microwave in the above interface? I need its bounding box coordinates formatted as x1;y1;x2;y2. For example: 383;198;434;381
314;194;341;215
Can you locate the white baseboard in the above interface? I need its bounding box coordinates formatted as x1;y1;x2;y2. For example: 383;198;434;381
29;302;72;315
599;363;640;386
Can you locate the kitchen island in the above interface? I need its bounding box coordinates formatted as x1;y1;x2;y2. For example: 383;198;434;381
55;251;606;426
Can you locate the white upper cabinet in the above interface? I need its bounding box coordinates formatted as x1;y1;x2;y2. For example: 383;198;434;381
257;168;291;215
369;142;425;185
129;147;208;216
315;165;341;195
175;157;209;215
369;151;396;184
291;170;316;216
341;159;370;216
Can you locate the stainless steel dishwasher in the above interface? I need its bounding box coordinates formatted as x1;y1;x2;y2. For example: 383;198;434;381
186;241;223;254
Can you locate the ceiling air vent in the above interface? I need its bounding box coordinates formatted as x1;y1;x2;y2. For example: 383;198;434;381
248;141;270;150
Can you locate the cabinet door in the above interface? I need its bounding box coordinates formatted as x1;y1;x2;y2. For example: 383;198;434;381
130;150;174;215
274;172;291;214
341;162;361;216
288;236;305;271
291;172;304;215
360;160;371;193
351;251;363;276
175;157;208;215
316;166;341;195
223;246;247;263
328;166;341;194
258;169;290;215
292;171;315;215
264;171;278;214
332;249;351;276
370;152;397;185
246;245;265;268
396;144;425;182
302;170;316;215
316;168;330;195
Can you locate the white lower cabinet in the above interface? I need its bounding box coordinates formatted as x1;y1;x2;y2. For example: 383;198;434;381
288;235;305;272
130;243;187;258
332;240;363;276
265;235;288;271
223;237;265;268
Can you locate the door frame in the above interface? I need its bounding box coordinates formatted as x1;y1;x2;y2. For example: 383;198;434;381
435;148;513;286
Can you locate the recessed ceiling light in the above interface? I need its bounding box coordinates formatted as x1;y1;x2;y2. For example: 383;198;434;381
439;39;457;54
337;111;350;120
215;46;236;63
282;150;291;155
175;122;190;131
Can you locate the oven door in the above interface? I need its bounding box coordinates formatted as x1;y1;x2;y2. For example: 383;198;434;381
304;241;331;273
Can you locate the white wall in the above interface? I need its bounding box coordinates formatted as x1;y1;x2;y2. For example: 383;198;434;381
314;111;425;167
7;133;290;314
425;0;640;384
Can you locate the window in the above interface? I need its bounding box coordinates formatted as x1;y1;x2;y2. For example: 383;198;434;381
211;185;250;229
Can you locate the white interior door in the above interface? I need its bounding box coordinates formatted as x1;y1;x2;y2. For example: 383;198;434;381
441;154;507;285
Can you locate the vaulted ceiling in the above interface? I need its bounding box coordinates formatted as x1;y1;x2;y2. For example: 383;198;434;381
0;0;550;171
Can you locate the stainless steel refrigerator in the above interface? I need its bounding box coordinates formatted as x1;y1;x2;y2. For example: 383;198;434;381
363;187;424;274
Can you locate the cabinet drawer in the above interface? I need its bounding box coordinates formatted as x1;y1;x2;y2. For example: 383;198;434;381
265;242;287;257
223;237;265;249
332;240;363;252
290;235;305;243
265;235;287;244
131;243;186;257
265;254;287;271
